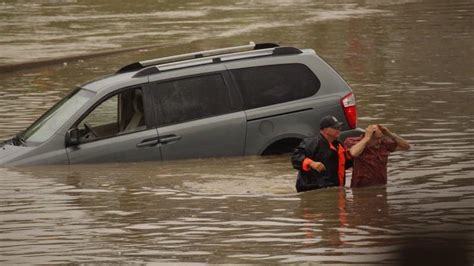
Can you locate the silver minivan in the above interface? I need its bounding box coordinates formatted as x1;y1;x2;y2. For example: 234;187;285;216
0;42;363;166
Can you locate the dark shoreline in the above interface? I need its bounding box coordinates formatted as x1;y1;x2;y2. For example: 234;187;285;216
0;43;166;74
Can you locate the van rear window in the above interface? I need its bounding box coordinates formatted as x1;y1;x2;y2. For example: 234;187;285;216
231;64;320;109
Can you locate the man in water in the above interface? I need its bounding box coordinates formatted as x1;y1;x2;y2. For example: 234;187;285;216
291;115;353;192
344;124;410;187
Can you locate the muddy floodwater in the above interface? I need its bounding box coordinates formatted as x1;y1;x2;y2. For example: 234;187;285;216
0;0;473;264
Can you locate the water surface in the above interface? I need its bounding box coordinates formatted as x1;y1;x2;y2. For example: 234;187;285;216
0;0;473;264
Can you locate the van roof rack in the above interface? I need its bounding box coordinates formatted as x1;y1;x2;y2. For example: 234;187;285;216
116;42;288;74
132;46;302;78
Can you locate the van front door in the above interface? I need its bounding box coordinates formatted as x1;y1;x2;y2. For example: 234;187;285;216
66;87;162;164
150;73;246;160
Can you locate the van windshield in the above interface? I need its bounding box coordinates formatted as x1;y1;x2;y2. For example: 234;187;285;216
20;88;95;144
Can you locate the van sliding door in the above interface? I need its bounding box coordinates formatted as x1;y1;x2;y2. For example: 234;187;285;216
149;71;246;160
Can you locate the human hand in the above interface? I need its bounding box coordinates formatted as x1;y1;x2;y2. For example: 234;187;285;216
365;125;377;139
377;124;391;136
310;161;326;173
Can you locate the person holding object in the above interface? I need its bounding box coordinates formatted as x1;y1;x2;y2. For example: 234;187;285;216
291;115;353;192
344;124;410;187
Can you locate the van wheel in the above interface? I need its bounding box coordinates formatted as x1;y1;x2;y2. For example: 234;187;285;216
261;138;302;155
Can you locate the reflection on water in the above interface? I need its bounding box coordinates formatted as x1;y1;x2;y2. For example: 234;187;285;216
1;155;471;264
0;0;473;264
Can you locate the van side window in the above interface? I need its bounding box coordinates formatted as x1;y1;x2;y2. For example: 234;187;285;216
77;88;146;142
152;74;232;125
231;64;321;109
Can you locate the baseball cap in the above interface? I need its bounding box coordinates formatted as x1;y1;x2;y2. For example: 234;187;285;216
320;115;344;129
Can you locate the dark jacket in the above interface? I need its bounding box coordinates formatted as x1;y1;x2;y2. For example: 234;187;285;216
291;134;352;192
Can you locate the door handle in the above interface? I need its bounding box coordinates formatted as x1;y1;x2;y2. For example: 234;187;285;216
158;134;182;145
136;137;159;148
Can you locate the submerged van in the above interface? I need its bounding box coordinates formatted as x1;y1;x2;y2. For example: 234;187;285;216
0;42;363;166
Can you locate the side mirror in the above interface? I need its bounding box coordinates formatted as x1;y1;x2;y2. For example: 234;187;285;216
65;128;80;147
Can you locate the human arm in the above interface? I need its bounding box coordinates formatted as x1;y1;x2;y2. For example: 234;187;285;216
291;138;326;172
377;125;411;151
348;125;376;157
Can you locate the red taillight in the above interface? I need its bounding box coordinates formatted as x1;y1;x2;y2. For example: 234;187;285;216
341;92;357;129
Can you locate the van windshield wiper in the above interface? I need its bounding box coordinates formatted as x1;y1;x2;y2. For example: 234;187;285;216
12;134;26;146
